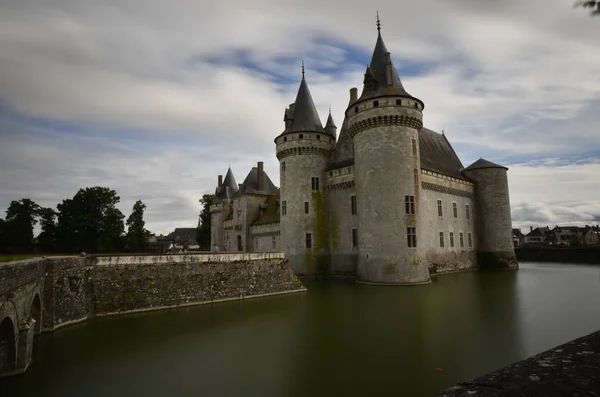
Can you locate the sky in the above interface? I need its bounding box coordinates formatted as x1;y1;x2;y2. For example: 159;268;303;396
0;0;599;235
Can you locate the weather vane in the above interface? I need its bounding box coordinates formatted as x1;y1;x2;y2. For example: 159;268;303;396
376;11;381;31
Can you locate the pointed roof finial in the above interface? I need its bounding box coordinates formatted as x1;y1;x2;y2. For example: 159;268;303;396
376;11;381;32
302;60;305;77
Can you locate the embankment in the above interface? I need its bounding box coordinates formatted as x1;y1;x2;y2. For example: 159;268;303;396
515;246;600;265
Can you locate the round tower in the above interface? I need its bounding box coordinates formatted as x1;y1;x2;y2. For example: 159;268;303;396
275;66;335;276
462;159;518;269
348;23;430;285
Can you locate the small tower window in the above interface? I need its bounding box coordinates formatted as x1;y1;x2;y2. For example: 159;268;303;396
396;99;402;106
373;100;379;107
281;162;286;172
450;232;455;248
404;195;415;215
466;204;471;220
351;195;357;215
304;202;309;214
352;228;358;249
468;233;473;248
437;200;443;217
355;106;359;113
284;137;287;142
412;139;417;157
439;232;445;248
453;203;458;218
316;135;320;140
282;201;287;216
414;103;418;109
299;134;304;139
311;177;320;191
407;227;417;248
460;233;464;248
305;233;312;249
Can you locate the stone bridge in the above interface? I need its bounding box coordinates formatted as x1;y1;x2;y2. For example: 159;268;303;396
0;258;47;376
0;252;303;377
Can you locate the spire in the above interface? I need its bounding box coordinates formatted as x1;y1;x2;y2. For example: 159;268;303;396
325;108;336;129
283;63;324;133
358;17;413;101
215;166;239;200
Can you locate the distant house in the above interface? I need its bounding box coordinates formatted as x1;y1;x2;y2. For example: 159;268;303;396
552;226;584;246
149;240;175;253
512;228;525;247
582;226;600;246
159;228;199;252
524;226;550;245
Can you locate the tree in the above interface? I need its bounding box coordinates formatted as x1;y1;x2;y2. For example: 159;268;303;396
0;218;6;250
4;198;40;252
37;207;58;253
574;1;600;15
56;187;123;253
126;200;149;252
196;194;215;250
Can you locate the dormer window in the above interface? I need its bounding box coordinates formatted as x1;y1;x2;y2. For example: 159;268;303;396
396;99;401;106
373;100;379;107
316;135;320;140
355;106;359;113
299;134;304;139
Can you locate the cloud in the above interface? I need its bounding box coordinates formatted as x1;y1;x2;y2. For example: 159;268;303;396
0;0;599;234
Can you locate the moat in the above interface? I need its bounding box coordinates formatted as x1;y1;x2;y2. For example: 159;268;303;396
2;262;600;397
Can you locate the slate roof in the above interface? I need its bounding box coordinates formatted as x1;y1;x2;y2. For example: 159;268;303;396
419;128;465;179
464;158;508;171
283;73;327;135
238;167;279;196
215;167;239;201
253;193;281;226
526;227;550;237
325;110;337;129
165;228;197;243
359;29;417;102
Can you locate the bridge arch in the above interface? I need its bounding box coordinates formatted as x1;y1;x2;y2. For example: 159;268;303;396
30;294;42;335
0;316;17;375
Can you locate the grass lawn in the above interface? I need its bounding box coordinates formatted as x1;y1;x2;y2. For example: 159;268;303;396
0;255;36;263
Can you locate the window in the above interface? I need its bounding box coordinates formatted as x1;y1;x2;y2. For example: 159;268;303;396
453;203;458;218
396;99;401;106
304;202;309;214
355;106;359;113
405;195;415;215
414;103;418;109
466;204;470;220
468;233;472;248
460;232;464;248
316;134;320;140
407;227;417;248
450;232;455;248
439;232;444;248
272;236;276;249
282;201;287;215
351;195;357;215
414;169;419;183
352;228;358;249
281;162;286;172
412;139;417;157
437;200;443;217
255;238;258;250
311;177;320;191
373;100;379;107
299;134;303;139
284;136;287;142
305;233;312;249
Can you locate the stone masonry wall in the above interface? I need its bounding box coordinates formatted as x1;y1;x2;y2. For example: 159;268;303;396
420;172;477;275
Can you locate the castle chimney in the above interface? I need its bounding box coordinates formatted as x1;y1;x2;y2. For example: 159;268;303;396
218;175;223;187
350;87;358;103
384;52;393;87
257;161;264;191
530;226;533;232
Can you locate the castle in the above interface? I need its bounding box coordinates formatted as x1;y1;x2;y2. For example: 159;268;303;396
209;21;518;285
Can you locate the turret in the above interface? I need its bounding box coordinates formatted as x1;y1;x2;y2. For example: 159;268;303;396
210;167;238;251
347;17;429;285
462;159;518;269
274;64;334;275
325;108;337;139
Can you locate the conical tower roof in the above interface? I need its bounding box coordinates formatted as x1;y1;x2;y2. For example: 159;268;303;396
463;158;508;171
325;109;337;129
359;20;413;101
215;166;239;200
283;65;324;133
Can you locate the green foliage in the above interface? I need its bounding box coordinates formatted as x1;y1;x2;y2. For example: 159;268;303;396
4;198;40;251
37;207;58;253
56;187;124;253
0;256;35;263
126;200;149;252
196;194;215;250
574;1;600;15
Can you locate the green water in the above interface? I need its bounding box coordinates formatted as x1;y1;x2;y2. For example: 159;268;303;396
2;262;600;397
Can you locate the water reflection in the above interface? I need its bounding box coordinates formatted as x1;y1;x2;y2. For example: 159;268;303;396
2;263;600;397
